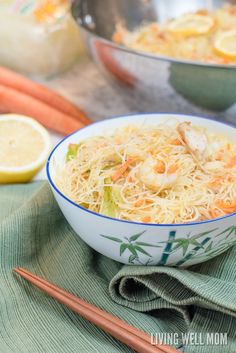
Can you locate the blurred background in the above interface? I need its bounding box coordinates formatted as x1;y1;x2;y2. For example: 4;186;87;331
0;0;235;126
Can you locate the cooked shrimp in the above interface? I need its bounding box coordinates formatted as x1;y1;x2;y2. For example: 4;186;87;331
138;157;178;191
177;122;207;159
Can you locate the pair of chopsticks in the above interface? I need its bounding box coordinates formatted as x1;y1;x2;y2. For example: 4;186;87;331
0;66;91;135
13;268;179;353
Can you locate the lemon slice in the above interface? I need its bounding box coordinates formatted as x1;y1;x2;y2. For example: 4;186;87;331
0;114;51;183
214;30;236;59
167;14;215;36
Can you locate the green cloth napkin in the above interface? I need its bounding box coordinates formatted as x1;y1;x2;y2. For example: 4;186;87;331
1;181;236;353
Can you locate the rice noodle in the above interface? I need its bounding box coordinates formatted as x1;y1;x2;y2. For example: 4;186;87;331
55;122;236;224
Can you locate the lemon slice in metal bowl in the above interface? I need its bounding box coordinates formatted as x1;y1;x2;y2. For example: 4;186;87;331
214;30;236;59
0;114;51;183
167;14;215;37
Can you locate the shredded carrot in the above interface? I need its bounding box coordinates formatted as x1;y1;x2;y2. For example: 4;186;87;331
226;156;236;168
145;199;154;205
127;175;135;182
226;174;233;182
134;199;146;207
167;164;178;174
112;158;135;182
209;199;236;218
209;174;233;187
154;161;165;173
170;139;182;146
215;200;236;212
134;199;153;207
142;216;151;223
209;207;222;219
208;177;222;187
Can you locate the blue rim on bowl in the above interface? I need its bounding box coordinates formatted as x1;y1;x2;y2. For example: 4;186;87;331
47;113;236;227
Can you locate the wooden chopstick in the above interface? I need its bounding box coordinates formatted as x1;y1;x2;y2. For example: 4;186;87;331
14;268;153;346
13;268;179;353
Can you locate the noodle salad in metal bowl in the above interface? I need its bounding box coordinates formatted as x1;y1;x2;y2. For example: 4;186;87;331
113;4;236;65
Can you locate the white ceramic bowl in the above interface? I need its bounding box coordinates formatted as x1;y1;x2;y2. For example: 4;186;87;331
47;114;236;267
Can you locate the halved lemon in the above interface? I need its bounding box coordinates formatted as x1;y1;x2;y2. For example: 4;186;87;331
167;14;215;37
0;114;51;183
214;30;236;59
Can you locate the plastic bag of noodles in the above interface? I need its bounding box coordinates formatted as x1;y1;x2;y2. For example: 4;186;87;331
0;0;84;77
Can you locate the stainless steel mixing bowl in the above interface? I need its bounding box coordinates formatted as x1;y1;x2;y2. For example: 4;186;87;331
72;0;236;111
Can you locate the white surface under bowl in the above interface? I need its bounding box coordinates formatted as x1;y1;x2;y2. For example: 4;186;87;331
47;113;236;267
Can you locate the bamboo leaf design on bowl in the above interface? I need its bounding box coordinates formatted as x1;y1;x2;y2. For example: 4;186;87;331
176;237;211;266
157;228;217;265
158;231;176;265
192;240;236;262
170;229;218;266
134;246;151;256
129;231;146;241
172;239;190;256
128;254;138;264
120;243;129;256
100;225;236;266
216;226;236;239
135;241;161;247
127;244;138;257
100;235;123;243
100;231;161;264
191;229;218;238
205;241;213;253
